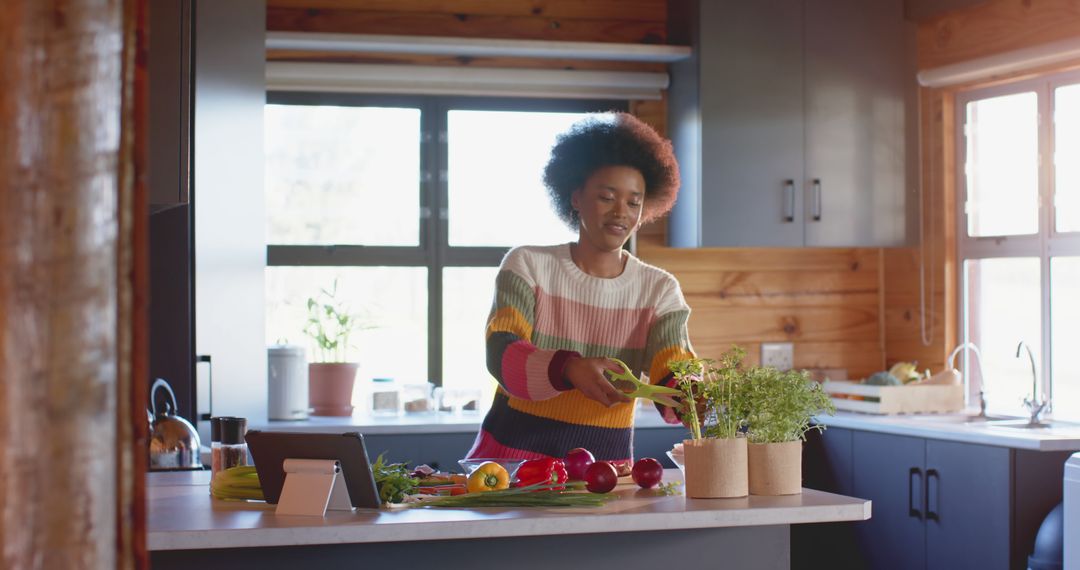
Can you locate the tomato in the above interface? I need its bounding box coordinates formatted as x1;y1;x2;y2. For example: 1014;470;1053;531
584;461;619;494
564;448;595;481
631;458;664;489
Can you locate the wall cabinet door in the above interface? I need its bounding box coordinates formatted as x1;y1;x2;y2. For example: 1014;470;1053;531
668;0;912;248
697;0;805;247
852;431;927;570
924;440;1010;570
804;0;910;247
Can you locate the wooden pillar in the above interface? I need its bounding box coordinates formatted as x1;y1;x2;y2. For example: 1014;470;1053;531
0;0;145;568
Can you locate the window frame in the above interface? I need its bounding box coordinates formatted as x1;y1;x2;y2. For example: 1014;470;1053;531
265;92;627;386
955;68;1080;413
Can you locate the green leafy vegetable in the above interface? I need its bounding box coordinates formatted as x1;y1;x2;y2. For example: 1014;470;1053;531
372;453;418;504
409;481;614;508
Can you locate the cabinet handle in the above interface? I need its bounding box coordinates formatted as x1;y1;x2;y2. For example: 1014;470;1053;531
925;468;940;522
811;179;822;221
196;354;212;421
783;179;795;222
908;467;923;520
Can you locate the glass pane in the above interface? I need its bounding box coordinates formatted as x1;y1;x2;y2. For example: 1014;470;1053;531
447;110;582;247
963;258;1042;414
265;105;421;245
442;267;500;410
266;266;428;407
964;92;1039;237
1052;257;1080;421
1055;83;1080;233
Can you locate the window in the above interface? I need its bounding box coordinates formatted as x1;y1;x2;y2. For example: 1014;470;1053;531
264;93;623;411
957;70;1080;421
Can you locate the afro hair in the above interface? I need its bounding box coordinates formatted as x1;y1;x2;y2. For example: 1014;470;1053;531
542;112;680;230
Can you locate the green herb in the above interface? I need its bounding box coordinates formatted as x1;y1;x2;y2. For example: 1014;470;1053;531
671;347;751;440
743;366;836;444
303;279;372;363
410;481;614;508
655;482;682;496
372;453;418;504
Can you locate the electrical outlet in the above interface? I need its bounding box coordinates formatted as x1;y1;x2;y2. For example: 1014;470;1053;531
761;342;794;371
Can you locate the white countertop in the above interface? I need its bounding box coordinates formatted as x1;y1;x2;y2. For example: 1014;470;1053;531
147;470;870;551
818;411;1080;451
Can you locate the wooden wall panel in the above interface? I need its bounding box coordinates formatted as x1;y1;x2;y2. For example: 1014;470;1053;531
918;0;1080;69
639;245;886;380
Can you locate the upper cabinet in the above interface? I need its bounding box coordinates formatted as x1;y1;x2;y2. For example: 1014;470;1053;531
667;0;916;248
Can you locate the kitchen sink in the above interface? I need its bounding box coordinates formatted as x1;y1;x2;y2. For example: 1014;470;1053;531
905;413;1018;425
986;419;1055;430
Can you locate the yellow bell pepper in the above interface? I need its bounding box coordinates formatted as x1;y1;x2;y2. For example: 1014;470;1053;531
466;461;510;493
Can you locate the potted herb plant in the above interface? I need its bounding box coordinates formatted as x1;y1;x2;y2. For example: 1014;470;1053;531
672;347;751;499
743;366;836;495
304;280;364;416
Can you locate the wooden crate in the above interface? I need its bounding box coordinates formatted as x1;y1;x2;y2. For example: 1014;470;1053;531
822;380;964;415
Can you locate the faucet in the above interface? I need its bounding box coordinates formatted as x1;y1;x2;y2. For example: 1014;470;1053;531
947;342;987;417
1016;341;1047;425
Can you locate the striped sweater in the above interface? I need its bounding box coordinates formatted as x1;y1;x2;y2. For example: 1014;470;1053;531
466;243;695;467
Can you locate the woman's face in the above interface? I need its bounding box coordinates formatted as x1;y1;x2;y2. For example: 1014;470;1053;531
570;165;646;253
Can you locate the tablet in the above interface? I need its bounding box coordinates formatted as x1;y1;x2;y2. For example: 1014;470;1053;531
244;430;381;509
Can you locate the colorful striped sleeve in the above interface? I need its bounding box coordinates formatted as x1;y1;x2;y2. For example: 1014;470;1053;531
485;251;579;401
644;279;695;424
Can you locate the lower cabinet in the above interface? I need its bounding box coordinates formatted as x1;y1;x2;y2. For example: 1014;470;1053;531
853;432;1010;570
801;427;1074;570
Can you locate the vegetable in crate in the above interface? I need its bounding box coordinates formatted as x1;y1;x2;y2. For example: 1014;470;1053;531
466;461;510;493
514;458;568;490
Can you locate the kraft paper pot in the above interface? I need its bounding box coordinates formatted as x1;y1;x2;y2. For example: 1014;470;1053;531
748;440;803;496
308;363;358;416
682;438;748;498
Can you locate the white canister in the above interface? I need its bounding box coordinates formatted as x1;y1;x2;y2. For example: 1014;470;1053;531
268;345;309;420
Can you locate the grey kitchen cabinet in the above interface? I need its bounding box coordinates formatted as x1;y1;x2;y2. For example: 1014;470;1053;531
794;428;863;570
148;0;192;208
817;430;1070;570
667;0;914;248
853;432;928;570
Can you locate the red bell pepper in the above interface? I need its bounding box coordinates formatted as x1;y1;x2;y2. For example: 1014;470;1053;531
513;458;568;490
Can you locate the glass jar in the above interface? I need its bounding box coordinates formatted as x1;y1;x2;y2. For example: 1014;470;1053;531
210;416;248;479
369;378;402;416
401;382;434;414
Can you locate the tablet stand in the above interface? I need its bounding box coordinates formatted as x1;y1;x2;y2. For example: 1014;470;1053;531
275;458;356;516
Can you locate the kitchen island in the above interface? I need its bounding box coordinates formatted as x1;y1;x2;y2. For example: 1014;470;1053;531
149;470;870;570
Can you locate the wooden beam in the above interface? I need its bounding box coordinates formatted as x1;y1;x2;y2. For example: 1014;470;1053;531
266;7;667;44
0;0;137;567
265;0;667;23
917;0;1080;69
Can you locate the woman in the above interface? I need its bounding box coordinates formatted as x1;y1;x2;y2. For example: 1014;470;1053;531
466;112;695;472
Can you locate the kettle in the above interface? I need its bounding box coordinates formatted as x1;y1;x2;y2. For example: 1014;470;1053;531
148;378;203;471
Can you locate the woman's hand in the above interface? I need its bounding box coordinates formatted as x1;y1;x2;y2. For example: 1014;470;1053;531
562;357;633;407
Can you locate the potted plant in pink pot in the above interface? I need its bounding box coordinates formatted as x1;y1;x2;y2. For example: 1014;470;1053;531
304;280;365;416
